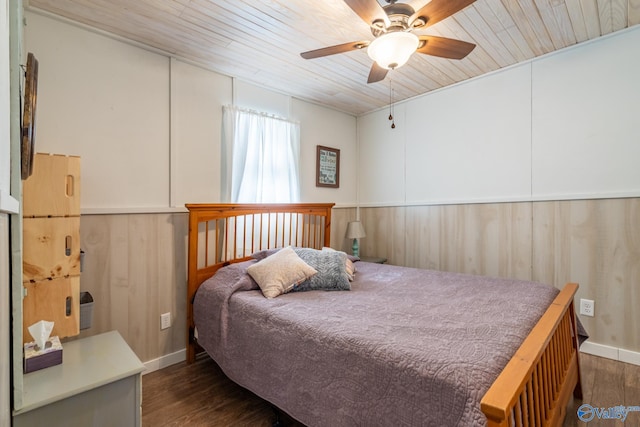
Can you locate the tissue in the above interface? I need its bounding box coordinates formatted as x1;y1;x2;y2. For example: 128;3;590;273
28;320;54;351
24;320;63;373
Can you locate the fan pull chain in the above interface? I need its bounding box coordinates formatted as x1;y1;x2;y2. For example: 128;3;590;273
389;80;395;129
391;88;396;129
388;80;393;121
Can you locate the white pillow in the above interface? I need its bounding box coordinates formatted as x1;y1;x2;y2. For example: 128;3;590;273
247;246;317;298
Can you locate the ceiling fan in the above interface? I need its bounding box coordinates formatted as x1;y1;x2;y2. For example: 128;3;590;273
300;0;477;83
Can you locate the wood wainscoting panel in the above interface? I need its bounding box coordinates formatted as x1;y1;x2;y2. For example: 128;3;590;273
69;198;640;364
359;206;406;265
405;205;441;271
404;203;533;280
330;207;357;254
77;213;188;363
532;198;640;352
361;197;640;353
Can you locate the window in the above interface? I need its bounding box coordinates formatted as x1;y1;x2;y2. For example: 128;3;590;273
222;105;300;203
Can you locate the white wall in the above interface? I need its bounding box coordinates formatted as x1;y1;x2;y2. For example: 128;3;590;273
531;29;640;199
358;103;407;206
0;0;11;212
292;99;357;205
405;64;532;204
170;59;231;207
25;11;358;211
234;79;290;117
25;12;171;211
358;26;640;206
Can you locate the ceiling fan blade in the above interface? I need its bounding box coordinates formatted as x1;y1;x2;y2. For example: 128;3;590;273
367;62;388;84
409;0;477;28
416;35;475;59
343;0;390;27
301;41;369;59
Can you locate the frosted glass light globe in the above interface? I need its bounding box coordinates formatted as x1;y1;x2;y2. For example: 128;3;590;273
367;32;419;70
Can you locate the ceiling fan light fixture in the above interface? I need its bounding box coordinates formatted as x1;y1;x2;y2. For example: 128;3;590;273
367;31;419;70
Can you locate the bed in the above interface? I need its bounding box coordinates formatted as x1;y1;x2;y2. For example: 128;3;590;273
186;203;583;427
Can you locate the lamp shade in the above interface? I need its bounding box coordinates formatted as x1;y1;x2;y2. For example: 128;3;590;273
345;221;366;239
367;31;419;70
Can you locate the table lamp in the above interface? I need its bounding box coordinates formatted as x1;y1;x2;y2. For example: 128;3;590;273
345;221;366;257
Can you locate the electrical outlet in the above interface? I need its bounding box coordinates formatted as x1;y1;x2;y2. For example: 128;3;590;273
580;299;594;317
160;312;171;330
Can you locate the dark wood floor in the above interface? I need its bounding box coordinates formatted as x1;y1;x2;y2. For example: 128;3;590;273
142;353;640;426
141;353;304;427
564;354;640;427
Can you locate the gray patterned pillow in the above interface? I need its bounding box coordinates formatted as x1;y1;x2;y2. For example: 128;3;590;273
322;247;357;280
292;248;350;292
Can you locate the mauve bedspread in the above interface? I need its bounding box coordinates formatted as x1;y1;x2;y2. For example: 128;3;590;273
193;260;559;427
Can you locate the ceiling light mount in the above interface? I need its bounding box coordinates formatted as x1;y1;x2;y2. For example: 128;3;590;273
370;2;414;36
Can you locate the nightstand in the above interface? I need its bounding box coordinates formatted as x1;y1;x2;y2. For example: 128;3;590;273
360;256;387;264
14;331;144;427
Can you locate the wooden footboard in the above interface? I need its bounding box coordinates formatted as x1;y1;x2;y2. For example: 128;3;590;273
481;282;582;427
185;203;335;364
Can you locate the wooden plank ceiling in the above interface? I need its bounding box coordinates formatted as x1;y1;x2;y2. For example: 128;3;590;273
27;0;640;115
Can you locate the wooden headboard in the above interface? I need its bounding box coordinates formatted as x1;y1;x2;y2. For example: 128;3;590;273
185;203;335;363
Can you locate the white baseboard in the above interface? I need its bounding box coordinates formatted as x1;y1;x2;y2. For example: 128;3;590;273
619;348;640;366
580;341;640;366
142;348;186;375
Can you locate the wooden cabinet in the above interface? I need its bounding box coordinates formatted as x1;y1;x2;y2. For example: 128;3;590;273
22;152;80;217
22;153;81;341
23;216;81;281
22;277;80;342
17;157;144;425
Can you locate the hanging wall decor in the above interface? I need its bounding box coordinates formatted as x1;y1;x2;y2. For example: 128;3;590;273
316;145;340;188
22;52;39;180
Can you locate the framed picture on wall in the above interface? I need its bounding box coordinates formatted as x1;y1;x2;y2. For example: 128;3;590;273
316;145;340;188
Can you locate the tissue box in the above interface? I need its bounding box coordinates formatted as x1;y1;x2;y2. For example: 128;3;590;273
24;336;63;373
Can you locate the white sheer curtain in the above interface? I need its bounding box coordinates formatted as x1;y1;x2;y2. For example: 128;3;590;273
222;105;300;203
